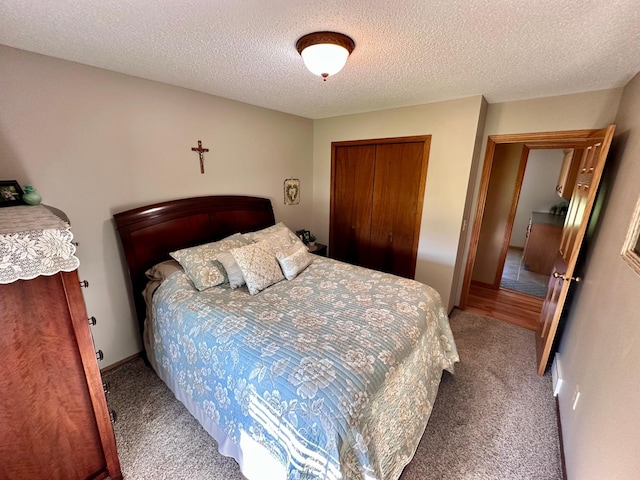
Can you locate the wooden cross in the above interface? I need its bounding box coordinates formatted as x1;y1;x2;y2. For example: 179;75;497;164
191;140;209;174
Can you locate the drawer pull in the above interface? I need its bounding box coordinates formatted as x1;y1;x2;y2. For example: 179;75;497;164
109;409;117;424
88;316;97;326
79;280;89;288
96;350;104;361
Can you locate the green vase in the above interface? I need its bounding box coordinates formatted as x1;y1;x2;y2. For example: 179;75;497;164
22;184;42;206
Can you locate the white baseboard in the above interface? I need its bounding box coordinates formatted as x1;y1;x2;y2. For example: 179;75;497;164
552;354;563;397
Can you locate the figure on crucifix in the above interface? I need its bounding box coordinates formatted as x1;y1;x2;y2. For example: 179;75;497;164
191;140;209;173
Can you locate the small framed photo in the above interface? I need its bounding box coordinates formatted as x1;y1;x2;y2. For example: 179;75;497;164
0;181;25;207
295;229;310;244
284;178;300;205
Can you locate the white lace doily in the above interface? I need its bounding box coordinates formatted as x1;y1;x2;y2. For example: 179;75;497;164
0;205;80;284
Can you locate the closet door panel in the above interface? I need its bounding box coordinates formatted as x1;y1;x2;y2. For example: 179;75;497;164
370;142;426;278
330;146;375;265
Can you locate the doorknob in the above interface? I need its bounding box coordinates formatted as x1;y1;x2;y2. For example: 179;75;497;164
553;272;581;282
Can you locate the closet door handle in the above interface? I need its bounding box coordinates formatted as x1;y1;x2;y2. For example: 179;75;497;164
388;232;393;243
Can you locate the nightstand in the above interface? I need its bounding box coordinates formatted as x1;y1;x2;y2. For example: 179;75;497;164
308;243;327;257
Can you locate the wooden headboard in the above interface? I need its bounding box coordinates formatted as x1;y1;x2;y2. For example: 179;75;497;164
113;196;275;336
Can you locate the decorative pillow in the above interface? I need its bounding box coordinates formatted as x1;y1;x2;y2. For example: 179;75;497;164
217;251;245;289
243;222;298;244
145;259;182;282
169;233;251;291
230;240;285;295
276;242;314;280
253;228;297;253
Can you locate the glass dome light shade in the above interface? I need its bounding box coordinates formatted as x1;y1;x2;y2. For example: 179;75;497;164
300;43;350;78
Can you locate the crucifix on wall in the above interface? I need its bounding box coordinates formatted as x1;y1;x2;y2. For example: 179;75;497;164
191;140;209;174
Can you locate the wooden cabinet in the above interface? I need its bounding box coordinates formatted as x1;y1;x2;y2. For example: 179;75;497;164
329;137;430;278
522;213;564;275
556;149;581;200
0;207;121;480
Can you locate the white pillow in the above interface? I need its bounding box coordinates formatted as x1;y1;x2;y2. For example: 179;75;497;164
230;241;285;295
276;242;314;280
217;251;245;289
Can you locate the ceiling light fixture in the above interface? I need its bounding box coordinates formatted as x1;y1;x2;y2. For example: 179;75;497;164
296;31;355;81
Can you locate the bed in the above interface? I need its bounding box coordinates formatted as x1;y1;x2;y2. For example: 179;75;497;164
114;195;458;480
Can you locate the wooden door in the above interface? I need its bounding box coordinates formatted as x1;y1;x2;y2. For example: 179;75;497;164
536;125;615;375
329;145;375;266
369;142;427;278
330;136;430;279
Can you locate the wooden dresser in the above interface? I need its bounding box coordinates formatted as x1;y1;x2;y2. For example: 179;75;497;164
0;206;121;479
522;211;565;275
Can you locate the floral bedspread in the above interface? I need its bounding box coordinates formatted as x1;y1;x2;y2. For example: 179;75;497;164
152;257;459;479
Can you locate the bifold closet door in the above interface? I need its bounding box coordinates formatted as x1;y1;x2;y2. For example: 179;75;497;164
330;145;375;266
369;142;425;278
330;137;429;279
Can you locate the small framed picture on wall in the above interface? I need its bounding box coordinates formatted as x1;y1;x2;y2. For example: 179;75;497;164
0;180;24;207
284;179;300;205
621;194;640;276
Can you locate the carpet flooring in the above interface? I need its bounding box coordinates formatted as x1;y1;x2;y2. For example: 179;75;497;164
103;309;562;480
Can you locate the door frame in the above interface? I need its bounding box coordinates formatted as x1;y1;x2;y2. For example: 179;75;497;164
459;129;605;308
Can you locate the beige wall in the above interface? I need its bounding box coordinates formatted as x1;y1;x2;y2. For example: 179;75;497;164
312;96;486;310
0;45;314;367
557;72;640;479
454;89;623;304
511;149;564;248
472;143;523;284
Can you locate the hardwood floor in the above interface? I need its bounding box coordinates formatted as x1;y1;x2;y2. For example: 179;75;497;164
466;282;544;331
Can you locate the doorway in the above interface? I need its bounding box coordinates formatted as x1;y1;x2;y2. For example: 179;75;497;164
460;131;601;330
498;148;569;298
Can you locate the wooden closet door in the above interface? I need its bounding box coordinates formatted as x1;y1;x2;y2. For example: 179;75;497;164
369;142;427;278
329;145;376;266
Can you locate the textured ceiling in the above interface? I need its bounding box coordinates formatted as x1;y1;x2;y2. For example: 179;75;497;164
1;0;639;119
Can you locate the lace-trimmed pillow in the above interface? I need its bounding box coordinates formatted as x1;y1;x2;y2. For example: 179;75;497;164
230;240;285;295
276;241;314;280
169;233;251;291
